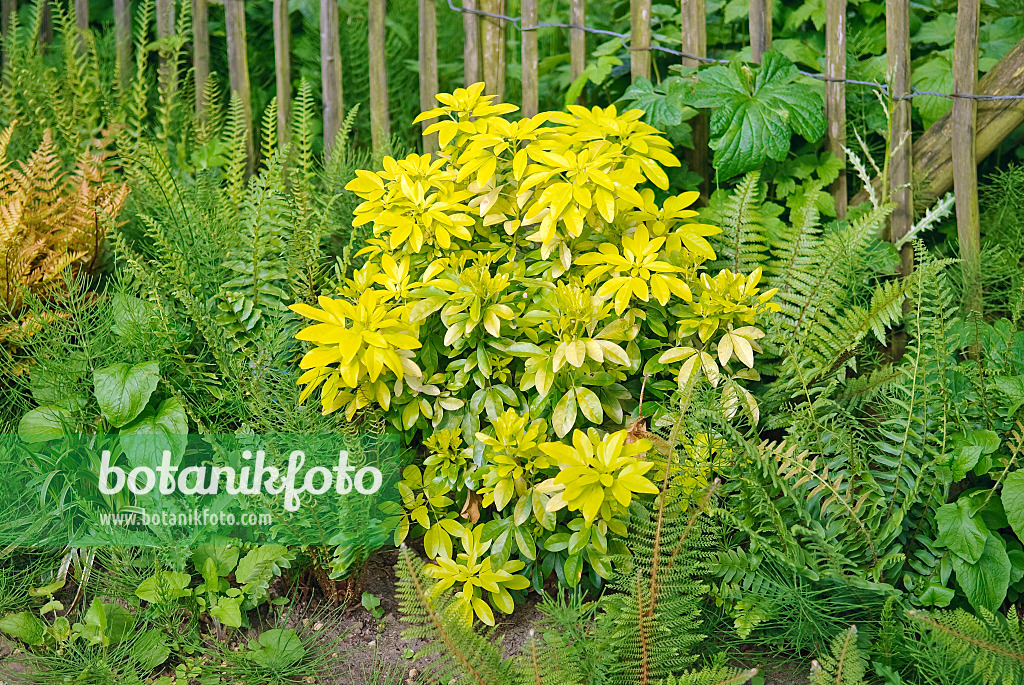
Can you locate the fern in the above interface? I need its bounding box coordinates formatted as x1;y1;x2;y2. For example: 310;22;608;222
704;171;783;276
1;127;127;315
215;148;294;351
260;97;279;162
661;665;758;685
124;0;154;144
809;625;868;685
195;73;224;145
910;607;1024;685
223;92;249;208
394;545;515;685
598;481;717;685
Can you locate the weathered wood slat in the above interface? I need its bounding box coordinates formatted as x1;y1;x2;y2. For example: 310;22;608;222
463;0;480;85
681;0;707;196
630;0;651;82
224;0;253;170
75;0;88;54
369;0;390;150
826;0;847;218
570;0;585;82
156;0;174;85
116;0;133;92
273;0;291;144
953;0;982;314
886;0;912;277
321;0;344;155
749;0;771;63
418;0;438;152
480;0;506;100
521;0;539;117
39;0;52;46
852;37;1024;209
1;0;14;40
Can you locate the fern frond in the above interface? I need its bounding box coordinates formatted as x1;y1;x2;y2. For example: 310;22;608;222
395;545;513;685
223;91;248;209
910;608;1024;685
704;171;783;276
260;97;279;164
600;486;716;684
809;625;868;685
662;666;759;685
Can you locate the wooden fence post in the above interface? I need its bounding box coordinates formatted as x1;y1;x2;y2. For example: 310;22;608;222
826;0;847;218
419;0;438;152
953;0;982;314
480;0;506;100
115;0;132;92
630;0;651;82
1;0;13;38
368;0;389;150
74;0;88;54
193;0;209;118
224;0;253;170
749;0;771;63
681;0;707;196
521;0;538;117
156;0;174;84
273;0;290;144
463;0;480;85
570;0;585;82
39;0;52;47
321;0;344;156
886;0;912;278
852;38;1024;209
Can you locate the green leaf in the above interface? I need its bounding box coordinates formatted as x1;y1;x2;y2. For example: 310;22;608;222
918;584;955;608
120;397;188;469
952;533;1010;613
192;545;240;580
992;375;1024;418
0;611;46;646
247;628;306;668
912;51;953;129
552;390;578;438
74;598;108;646
914;13;957;46
1002;470;1024;541
1010;549;1024;585
210;595;244;628
130;628;171;671
93;361;161;428
618;76;695;129
235;544;293;588
18;402;81;443
110;294;154;337
576;387;603;424
562;552;584;587
684;51;825;179
103;603;136;644
136;570;191;604
936;499;989;563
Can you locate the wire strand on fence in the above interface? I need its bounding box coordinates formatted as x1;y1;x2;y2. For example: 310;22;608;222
447;0;1024;102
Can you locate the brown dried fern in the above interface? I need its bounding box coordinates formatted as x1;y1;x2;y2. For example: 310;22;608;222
0;127;128;316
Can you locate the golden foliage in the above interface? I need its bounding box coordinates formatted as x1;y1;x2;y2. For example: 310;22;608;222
0;126;129;314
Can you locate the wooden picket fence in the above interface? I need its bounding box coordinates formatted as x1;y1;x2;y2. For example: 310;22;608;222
4;0;1024;311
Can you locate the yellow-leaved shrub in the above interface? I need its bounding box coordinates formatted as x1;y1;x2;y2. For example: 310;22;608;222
291;83;778;614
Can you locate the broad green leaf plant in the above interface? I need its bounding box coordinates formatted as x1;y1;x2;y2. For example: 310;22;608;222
291;83;777;620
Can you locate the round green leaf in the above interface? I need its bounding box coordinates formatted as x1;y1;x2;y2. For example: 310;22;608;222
93;361;160;428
